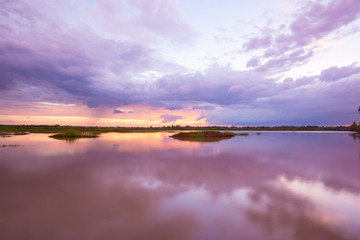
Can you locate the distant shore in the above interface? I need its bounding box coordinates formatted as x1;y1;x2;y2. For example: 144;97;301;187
0;124;353;134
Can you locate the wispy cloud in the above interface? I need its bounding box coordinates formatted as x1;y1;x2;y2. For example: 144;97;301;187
243;0;360;72
320;63;360;81
113;109;124;114
160;114;184;123
39;102;76;107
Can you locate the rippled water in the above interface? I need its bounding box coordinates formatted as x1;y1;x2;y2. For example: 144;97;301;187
1;131;359;240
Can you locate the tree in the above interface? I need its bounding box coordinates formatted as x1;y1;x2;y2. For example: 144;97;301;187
350;122;358;131
350;106;360;132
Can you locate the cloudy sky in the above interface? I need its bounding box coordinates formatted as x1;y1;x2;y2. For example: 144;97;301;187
1;0;360;126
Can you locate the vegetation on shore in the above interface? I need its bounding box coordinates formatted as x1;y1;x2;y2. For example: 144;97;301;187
0;124;352;134
170;131;237;142
0;132;29;137
349;106;360;132
49;129;99;141
350;122;360;132
237;133;250;136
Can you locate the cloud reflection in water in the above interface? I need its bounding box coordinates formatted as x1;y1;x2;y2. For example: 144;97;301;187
0;132;359;240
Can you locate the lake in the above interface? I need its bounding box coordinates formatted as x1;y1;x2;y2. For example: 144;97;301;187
1;131;359;240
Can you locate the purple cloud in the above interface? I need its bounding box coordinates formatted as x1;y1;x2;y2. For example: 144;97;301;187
243;0;360;72
1;0;360;126
196;114;207;121
320;63;360;81
251;0;360;52
277;76;316;91
129;0;194;42
206;69;360;126
0;34;154;107
243;34;272;51
160;114;184;123
288;0;360;48
246;57;260;68
113;109;124;114
0;0;190;108
152;66;277;107
76;0;195;44
192;105;216;110
256;49;314;73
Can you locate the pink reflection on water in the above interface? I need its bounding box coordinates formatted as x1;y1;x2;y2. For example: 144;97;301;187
0;132;359;240
103;132;201;152
276;176;360;235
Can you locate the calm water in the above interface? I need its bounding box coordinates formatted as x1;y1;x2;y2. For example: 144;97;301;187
1;132;359;240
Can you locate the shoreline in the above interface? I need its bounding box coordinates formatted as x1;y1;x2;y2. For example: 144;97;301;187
0;124;355;134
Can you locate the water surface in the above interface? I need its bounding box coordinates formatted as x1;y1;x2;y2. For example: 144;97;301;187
1;132;359;240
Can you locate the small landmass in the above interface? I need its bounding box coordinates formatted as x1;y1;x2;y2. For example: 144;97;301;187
13;132;29;135
49;129;100;141
0;132;28;138
170;131;247;142
237;133;250;136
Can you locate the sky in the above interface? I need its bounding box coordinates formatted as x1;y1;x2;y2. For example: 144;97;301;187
1;0;360;126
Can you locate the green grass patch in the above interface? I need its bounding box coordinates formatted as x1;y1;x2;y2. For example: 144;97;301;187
49;129;100;141
170;131;237;142
237;133;249;136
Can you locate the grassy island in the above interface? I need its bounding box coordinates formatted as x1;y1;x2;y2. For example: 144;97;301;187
170;131;238;142
49;129;99;141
